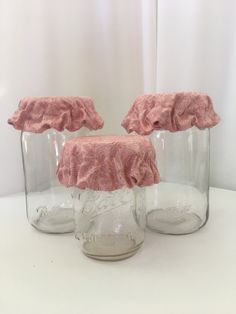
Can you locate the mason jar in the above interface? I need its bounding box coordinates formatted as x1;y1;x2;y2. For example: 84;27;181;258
122;92;220;235
8;96;104;233
146;127;210;234
73;187;145;261
21;129;86;233
57;135;159;260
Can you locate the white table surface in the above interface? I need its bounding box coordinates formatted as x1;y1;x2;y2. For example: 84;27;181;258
0;188;236;314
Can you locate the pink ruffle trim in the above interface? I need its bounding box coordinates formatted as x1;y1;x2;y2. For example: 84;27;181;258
122;92;220;135
8;97;104;133
57;135;160;191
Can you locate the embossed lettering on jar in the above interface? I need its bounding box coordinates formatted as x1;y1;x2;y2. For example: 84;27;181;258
74;187;146;260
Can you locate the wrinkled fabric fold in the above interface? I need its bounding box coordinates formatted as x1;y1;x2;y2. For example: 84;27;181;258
57;135;160;191
8;96;104;133
122;92;220;135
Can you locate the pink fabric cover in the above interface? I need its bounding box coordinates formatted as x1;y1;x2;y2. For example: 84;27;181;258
8;97;104;133
57;135;160;191
122;92;220;135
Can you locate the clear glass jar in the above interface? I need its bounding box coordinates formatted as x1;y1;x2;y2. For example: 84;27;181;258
146;127;210;235
74;187;146;261
21;128;87;233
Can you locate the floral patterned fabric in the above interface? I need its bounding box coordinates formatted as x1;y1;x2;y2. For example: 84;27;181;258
122;92;220;135
57;135;160;191
8;96;104;133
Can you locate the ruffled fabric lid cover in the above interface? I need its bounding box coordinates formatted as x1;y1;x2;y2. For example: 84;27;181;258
8;97;104;133
57;135;160;191
122;92;220;135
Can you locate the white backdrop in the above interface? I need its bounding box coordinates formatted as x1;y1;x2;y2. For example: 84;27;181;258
0;0;156;196
0;0;236;196
157;0;236;191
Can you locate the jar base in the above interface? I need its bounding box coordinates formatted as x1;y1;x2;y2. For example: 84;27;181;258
146;209;206;235
81;235;143;261
30;206;75;234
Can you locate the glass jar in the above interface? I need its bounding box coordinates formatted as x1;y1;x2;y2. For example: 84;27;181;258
21;128;88;233
56;134;159;259
74;187;145;261
121;92;220;235
146;127;210;234
9;96;104;233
